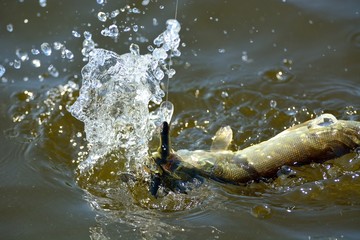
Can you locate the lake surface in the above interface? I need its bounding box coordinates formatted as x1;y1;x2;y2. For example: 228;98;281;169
1;0;360;239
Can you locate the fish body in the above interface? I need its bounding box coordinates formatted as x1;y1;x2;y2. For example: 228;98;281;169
176;114;360;184
149;114;360;193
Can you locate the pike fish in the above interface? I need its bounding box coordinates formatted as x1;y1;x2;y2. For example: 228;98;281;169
148;114;360;195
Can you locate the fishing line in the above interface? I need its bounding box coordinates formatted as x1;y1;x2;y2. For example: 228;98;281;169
165;0;179;104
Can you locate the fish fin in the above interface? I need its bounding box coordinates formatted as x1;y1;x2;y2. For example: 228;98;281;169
308;113;338;129
211;126;233;151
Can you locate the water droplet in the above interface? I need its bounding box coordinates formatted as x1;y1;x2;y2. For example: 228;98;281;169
285;106;297;116
7;24;14;32
166;68;176;78
261;68;294;83
65;49;74;59
0;65;6;77
142;0;150;6
153;18;158;26
108;24;119;37
133;25;139;32
241;51;253;63
218;48;225;53
270;99;277;108
160;101;174;123
159;5;164;9
96;0;104;4
132;8;140;14
277;165;296;176
282;58;293;69
72;30;81;38
147;45;154;52
14;59;21;69
84;31;92;40
97;12;107;22
41;42;52;56
221;91;229;98
53;42;63;51
152;48;167;60
48;64;59;77
129;44;140;55
39;0;46;7
154;68;164;80
345;105;357;115
15;49;29;61
32;59;41;68
251;205;272;219
230;64;241;71
110;10;120;18
31;48;40;55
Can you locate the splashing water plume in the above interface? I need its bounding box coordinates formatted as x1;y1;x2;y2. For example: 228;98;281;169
68;19;181;174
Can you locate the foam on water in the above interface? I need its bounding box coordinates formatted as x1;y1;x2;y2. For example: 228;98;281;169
68;19;181;173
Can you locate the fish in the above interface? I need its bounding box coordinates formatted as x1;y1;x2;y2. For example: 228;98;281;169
148;114;360;195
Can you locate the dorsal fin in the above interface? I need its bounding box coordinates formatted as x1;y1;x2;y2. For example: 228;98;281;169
211;126;233;151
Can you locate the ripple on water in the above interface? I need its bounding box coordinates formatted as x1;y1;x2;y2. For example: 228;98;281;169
350;31;360;48
260;67;294;84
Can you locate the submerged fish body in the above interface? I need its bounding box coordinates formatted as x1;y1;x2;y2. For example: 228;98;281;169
149;114;360;193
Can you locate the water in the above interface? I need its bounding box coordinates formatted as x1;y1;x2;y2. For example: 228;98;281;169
1;0;360;239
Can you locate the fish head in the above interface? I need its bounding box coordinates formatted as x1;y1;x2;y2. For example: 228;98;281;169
147;121;202;196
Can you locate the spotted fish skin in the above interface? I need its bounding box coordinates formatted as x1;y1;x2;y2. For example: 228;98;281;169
175;114;360;184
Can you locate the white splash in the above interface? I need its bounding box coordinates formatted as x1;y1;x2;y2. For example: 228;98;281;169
68;19;181;173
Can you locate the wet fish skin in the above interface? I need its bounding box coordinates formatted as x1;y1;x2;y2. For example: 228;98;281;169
175;114;360;184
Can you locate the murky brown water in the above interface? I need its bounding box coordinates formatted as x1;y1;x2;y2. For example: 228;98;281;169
1;0;360;239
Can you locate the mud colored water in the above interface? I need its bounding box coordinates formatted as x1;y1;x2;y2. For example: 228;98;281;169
1;1;360;239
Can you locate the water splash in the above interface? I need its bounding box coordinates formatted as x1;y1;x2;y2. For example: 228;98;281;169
68;19;181;173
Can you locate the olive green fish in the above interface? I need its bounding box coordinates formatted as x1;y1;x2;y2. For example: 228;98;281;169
149;114;360;194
